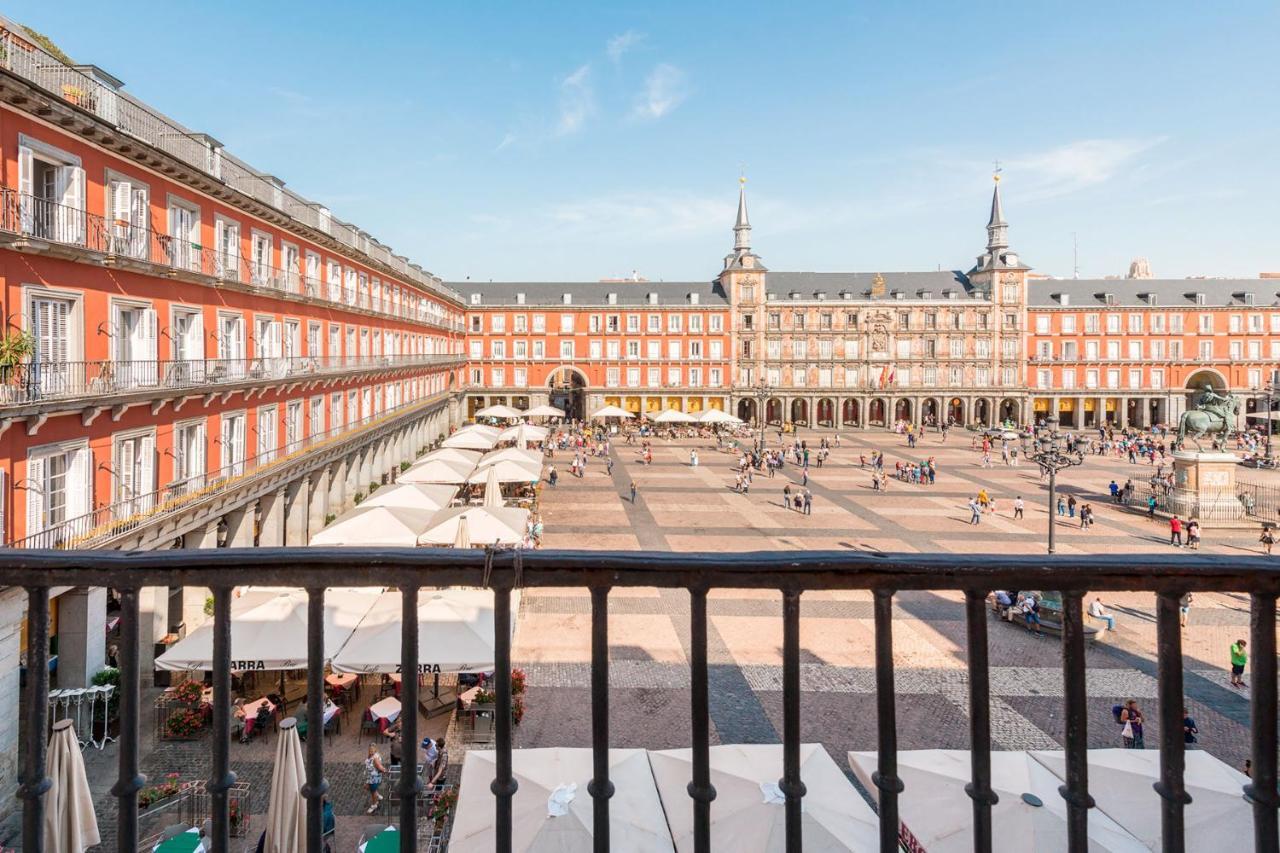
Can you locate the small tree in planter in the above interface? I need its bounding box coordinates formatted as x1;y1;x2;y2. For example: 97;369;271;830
0;330;34;402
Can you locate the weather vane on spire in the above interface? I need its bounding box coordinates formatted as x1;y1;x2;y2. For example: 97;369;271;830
992;159;1002;183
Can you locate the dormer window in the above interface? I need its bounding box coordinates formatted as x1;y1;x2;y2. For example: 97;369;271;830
1053;293;1070;306
839;290;852;300
689;293;700;305
562;293;572;305
945;290;958;300
814;291;826;301
469;293;481;305
918;290;932;300
648;292;659;305
607;293;618;305
1193;293;1206;305
515;292;525;305
1141;293;1156;306
789;291;801;300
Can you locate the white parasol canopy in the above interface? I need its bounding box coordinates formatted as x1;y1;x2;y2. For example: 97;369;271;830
419;506;530;546
330;588;510;674
357;483;458;514
399;458;475;485
449;748;674;852
263;718;306;853
480;447;543;467
443;429;500;450
44;719;99;853
482;465;504;508
1031;749;1253;851
650;408;697;423
418;447;483;467
156;587;382;671
698;409;743;424
308;505;433;547
499;423;550;446
475;404;523;419
453;515;472;549
653;743;878;852
523;404;565;419
466;459;541;485
848;750;1146;852
589;405;635;419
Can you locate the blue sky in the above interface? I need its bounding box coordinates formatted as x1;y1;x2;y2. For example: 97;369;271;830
13;1;1278;281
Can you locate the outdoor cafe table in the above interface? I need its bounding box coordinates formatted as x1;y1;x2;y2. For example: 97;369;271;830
367;696;401;733
324;672;358;691
153;827;205;852
360;827;398;853
241;696;276;737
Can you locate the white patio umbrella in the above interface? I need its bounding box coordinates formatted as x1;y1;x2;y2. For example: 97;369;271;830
156;587;382;671
848;750;1146;852
419;506;530;546
466;459;541;485
523;403;565;419
482;465;504;508
589;405;635;420
43;719;99;853
330;588;512;674
1031;749;1253;851
418;447;483;467
651;408;697;423
475;404;523;419
450;748;674;852
499;423;549;446
358;483;458;514
480;447;543;467
443;429;500;450
652;743;878;852
308;505;432;547
263;718;306;853
399;458;475;485
453;515;472;549
699;409;743;425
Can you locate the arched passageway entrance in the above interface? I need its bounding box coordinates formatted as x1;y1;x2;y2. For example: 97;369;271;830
816;398;835;427
974;399;990;425
869;398;887;427
948;397;964;425
737;398;757;424
998;398;1019;426
548;367;588;421
791;399;809;426
766;398;783;425
842;399;860;427
894;399;912;424
921;398;939;425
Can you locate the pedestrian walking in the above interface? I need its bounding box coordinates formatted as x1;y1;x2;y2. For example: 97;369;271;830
1186;519;1201;550
1118;699;1145;749
1179;592;1192;627
1260;525;1275;555
1170;515;1183;547
1013;496;1024;519
1057;496;1066;516
782;484;792;509
803;489;812;515
1183;707;1199;747
1020;593;1043;636
629;481;637;503
548;465;558;487
968;497;981;525
1230;639;1248;687
1147;494;1157;519
1067;495;1077;517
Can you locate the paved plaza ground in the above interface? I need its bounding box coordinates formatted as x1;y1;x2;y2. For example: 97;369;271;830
40;427;1275;850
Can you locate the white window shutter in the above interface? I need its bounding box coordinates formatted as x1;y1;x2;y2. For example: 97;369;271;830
118;439;135;500
68;446;90;518
143;308;158;362
194;423;206;478
111;180;131;223
139;434;155;502
0;467;6;545
64;167;86;243
18;146;34;231
25;455;45;536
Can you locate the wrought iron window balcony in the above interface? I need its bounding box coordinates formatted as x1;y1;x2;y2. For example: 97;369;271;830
0;189;460;332
0;354;464;412
6;550;1279;853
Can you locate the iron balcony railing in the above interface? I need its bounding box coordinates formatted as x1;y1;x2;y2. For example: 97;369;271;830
6;551;1279;853
12;391;448;550
0;24;457;301
0;353;464;408
0;189;464;333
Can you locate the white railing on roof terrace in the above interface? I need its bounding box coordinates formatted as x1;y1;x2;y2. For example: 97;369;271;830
0;21;457;302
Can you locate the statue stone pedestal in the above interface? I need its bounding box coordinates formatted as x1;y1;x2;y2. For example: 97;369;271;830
1170;450;1247;525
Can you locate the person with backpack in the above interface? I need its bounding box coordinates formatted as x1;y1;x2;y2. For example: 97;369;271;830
1020;593;1043;637
1183;707;1199;748
1116;699;1145;748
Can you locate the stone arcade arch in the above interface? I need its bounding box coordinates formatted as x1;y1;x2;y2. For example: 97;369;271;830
842;399;860;427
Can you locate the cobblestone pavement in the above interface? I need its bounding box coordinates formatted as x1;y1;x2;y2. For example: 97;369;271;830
28;428;1270;850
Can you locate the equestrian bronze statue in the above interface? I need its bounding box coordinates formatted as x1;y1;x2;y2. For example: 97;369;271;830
1176;385;1240;451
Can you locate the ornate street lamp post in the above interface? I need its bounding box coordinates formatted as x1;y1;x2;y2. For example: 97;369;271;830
1021;417;1085;554
752;382;774;451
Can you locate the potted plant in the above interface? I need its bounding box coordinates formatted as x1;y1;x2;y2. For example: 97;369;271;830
137;774;182;811
164;708;204;739
0;330;34;402
431;787;458;827
173;680;204;707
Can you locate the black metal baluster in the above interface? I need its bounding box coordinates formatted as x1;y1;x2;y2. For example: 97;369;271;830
1155;591;1190;852
491;583;517;853
589;585;614;852
872;589;903;853
112;588;143;852
21;586;50;852
399;585;420;852
780;588;806;853
304;587;329;853
1246;592;1279;851
964;590;996;853
688;587;716;853
209;587;236;851
1058;591;1094;853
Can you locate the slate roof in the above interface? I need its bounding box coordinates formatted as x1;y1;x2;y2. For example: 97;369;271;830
1027;278;1280;308
764;270;975;300
445;280;729;307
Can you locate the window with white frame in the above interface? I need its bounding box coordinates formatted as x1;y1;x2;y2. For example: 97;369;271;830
491;367;505;386
1061;370;1075;389
167;196;201;271
668;340;681;359
709;314;724;332
532;314;546;333
1061;315;1076;333
26;441;91;539
218;313;246;376
214;216;241;280
330;392;344;431
559;314;574;333
282;243;301;293
513;314;527;332
1085;369;1099;389
532;340;545;360
514;340;527;359
647;367;661;386
1106;315;1121;334
220;412;246;476
18;135;86;245
647;340;660;359
1106;369;1120;389
1198;314;1214;334
309;396;325;437
1128;369;1143;388
1170;314;1184;333
492;314;506;333
250;231;273;286
491;340;506;358
606;367;619;387
627;367;640;387
668;367;682;386
285;401;303;452
27;290;79;396
559;340;574;359
513;367;527;386
113;430;155;513
257;405;278;462
173;419;206;490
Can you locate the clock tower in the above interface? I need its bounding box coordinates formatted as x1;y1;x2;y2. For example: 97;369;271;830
719;177;768;390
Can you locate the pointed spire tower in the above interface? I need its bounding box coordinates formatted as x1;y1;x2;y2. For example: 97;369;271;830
971;165;1027;277
724;175;764;272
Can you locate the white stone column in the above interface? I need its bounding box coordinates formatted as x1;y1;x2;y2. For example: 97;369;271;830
327;461;345;517
180;521;218;634
309;468;329;534
225;504;255;548
0;587;25;807
285;477;310;546
137;585;169;687
258;489;285;547
344;453;361;507
56;587;107;688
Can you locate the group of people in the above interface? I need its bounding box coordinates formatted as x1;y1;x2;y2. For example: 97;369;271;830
781;483;814;514
365;730;450;815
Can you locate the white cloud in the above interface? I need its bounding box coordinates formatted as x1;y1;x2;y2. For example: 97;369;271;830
495;132;517;152
557;64;594;135
545;191;727;241
1009;138;1166;199
607;30;644;64
631;63;688;121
